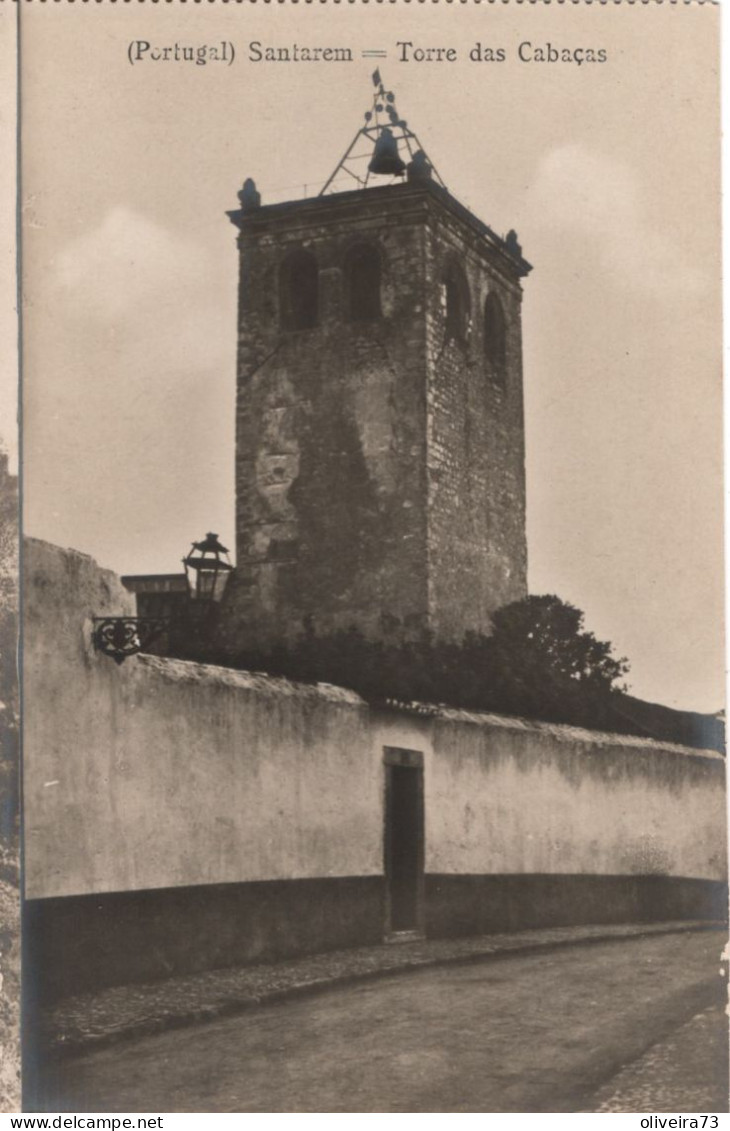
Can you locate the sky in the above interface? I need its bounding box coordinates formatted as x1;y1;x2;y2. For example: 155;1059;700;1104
16;2;723;712
0;8;16;469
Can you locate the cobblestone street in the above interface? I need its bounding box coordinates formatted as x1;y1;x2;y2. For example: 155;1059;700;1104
35;920;715;1057
590;1004;728;1113
30;928;727;1113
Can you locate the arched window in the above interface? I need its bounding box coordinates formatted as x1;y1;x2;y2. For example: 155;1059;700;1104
441;262;470;343
345;244;381;322
280;249;319;331
484;292;507;385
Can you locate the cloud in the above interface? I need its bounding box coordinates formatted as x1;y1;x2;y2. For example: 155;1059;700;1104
53;207;233;372
527;146;706;299
28;208;237;572
57;208;202;316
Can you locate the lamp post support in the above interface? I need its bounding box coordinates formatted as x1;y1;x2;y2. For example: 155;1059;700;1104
92;617;170;665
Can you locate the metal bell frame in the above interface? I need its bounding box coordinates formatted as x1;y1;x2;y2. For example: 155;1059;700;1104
319;75;446;197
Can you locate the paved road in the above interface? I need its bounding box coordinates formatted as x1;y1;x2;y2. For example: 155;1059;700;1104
590;1003;728;1113
33;931;727;1113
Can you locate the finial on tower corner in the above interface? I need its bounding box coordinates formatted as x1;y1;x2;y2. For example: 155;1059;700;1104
239;178;262;212
505;229;522;256
407;150;433;185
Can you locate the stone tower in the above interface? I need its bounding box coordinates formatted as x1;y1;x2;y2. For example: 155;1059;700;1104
224;119;531;651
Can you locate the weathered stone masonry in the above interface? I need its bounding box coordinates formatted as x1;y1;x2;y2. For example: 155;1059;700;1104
423;192;528;640
223;180;530;650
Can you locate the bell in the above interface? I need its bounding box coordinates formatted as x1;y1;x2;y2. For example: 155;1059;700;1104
368;128;406;177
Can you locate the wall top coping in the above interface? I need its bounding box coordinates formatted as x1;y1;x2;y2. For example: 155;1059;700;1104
136;653;366;707
425;704;725;762
137;655;724;764
26;537;722;765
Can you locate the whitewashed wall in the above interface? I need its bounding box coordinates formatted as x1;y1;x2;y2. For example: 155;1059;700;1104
24;538;726;902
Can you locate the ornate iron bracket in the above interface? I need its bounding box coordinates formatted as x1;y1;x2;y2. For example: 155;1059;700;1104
92;617;170;665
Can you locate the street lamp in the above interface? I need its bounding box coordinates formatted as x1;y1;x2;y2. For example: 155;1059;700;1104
182;532;233;604
93;531;233;664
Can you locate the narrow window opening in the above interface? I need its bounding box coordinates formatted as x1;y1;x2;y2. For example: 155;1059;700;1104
484;292;507;386
441;263;470;343
280;250;319;331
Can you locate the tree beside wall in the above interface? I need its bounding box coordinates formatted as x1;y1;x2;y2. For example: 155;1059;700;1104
180;594;636;737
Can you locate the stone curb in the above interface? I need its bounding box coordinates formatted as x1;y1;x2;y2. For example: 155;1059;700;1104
43;920;727;1060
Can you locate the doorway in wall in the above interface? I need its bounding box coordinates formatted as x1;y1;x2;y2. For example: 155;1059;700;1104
383;747;425;939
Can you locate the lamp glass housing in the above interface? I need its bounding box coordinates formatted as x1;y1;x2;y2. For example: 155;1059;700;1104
183;533;233;604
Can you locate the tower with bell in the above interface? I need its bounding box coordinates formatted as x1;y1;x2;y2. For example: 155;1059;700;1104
224;74;531;651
